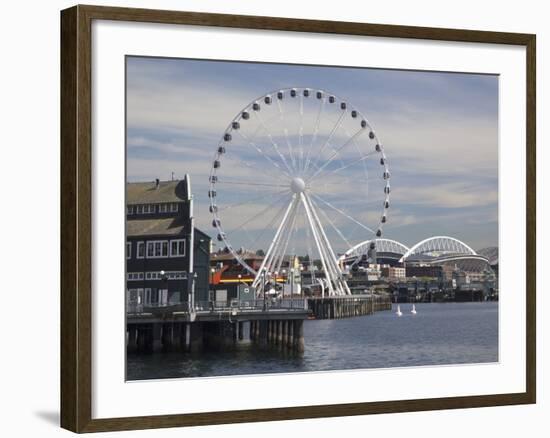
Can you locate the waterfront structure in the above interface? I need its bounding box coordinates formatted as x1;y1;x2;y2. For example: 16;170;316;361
381;266;406;279
126;176;211;310
338;235;497;301
208;87;392;297
340;238;409;267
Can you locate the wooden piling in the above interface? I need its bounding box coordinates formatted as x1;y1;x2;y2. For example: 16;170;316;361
238;321;244;340
294;320;305;353
127;325;137;353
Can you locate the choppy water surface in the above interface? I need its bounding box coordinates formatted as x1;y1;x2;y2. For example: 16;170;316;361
127;302;498;380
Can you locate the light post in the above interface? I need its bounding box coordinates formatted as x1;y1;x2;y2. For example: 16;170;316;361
299;265;304;301
274;271;278;303
288;268;294;309
237;274;242;304
262;268;267;310
210;267;216;310
160;270;168;306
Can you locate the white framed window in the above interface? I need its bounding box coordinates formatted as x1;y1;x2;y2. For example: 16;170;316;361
170;203;178;212
126;205;134;215
170;239;186;257
146;240;169;258
126;242;131;259
143;271;187;280
137;241;145;259
146;241;154;258
143;204;156;214
159;203;169;213
136;205;143;214
143;288;151;304
127;272;145;281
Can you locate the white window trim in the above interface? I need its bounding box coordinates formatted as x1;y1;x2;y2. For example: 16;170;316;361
136;241;145;259
127;272;145;281
170;203;178;212
138;271;188;281
170;239;186;257
146;240;170;258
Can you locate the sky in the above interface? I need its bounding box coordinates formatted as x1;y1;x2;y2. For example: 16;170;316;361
126;56;498;255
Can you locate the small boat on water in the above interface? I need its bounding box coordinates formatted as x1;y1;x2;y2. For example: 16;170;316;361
396;304;403;316
411;303;417;315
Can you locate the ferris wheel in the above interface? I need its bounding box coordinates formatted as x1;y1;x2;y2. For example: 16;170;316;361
208;87;390;296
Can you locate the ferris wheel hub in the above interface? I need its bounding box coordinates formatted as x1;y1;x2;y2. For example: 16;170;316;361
290;177;306;194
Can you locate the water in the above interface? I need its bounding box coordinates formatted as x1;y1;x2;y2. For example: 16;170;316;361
127;302;498;380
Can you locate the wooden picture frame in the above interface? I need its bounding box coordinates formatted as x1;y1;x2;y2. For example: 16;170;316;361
60;4;536;432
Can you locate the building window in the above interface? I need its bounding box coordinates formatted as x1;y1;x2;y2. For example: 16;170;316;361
147;241;154;258
146;240;169;258
126;242;131;259
137;241;145;259
136;205;143;214
159;203;169;213
170;203;178;212
144;204;156;214
127;272;144;281
127;206;134;215
170;239;186;257
142;271;187;280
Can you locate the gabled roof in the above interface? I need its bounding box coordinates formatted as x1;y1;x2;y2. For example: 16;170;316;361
127;217;187;237
126;179;188;204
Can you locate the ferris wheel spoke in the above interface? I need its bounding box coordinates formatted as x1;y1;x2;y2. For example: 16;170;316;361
219;179;289;189
318;150;378;179
228;155;289;186
298;94;305;172
276;97;298;172
303;95;326;174
253;111;295;176
245;199;291;258
221;191;291;249
234;129;293;179
307;127;367;182
307;108;347;176
311;175;377;190
217;188;289;213
309;196;352;248
310;192;375;234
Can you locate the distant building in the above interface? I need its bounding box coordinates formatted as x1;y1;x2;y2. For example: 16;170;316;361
405;265;443;279
126;176;211;310
381;266;406;279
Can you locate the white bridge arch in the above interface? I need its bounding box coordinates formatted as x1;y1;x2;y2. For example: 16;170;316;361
340;238;409;261
399;236;476;262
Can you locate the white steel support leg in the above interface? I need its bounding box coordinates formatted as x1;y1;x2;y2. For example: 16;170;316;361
273;201;300;275
263;198;298;279
252;196;296;291
303;193;351;296
301;194;336;296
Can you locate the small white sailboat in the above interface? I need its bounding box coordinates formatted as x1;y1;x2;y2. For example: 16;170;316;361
396;304;403;316
411;303;417;315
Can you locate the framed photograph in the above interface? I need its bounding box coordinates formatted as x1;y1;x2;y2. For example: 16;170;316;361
60;5;536;433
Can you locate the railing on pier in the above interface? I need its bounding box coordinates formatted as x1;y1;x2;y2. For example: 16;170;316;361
127;298;308;315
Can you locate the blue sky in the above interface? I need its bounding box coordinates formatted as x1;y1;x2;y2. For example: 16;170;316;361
126;56;498;254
